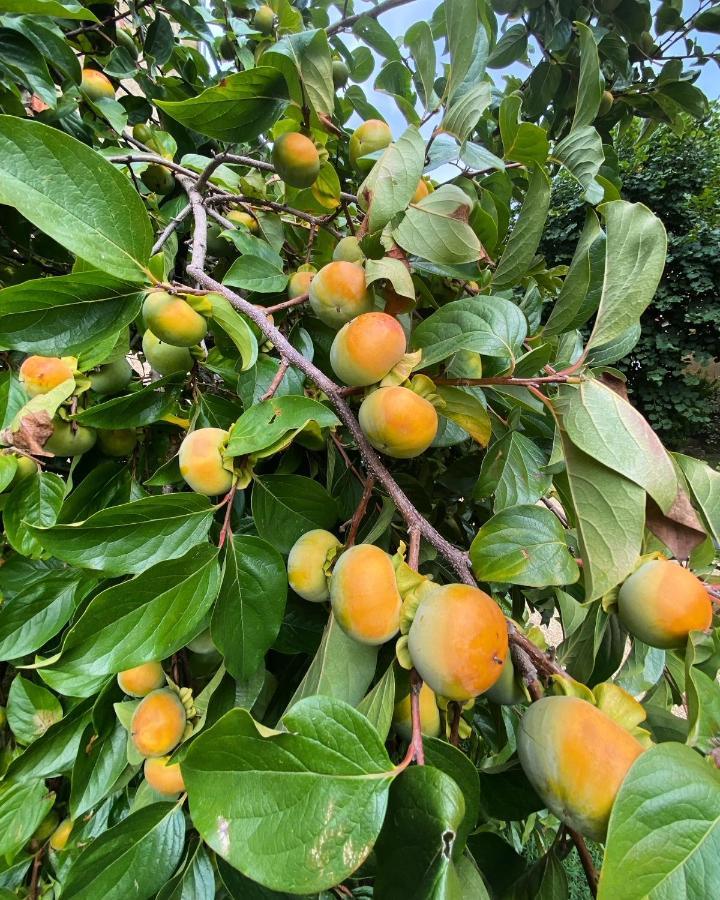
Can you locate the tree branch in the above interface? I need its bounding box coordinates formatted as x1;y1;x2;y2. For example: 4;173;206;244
345;475;376;546
207;194;342;238
151;203;191;255
326;0;418;36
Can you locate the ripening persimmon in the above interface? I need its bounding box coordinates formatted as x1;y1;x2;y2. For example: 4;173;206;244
142;291;207;348
333;236;365;263
80;68;115;101
617;558;712;649
130;688;187;758
518;696;645;841
287;529;341;602
287;266;315;300
97;428;137;458
141;164;175;195
227;209;259;233
272;132;320;189
45;420;97;457
349;120;392;172
408;584;508;700
144;756;185;796
330;544;402;644
89;358;132;395
49;818;73;852
392;673;441;741
117;661;165;697
358;386;438;458
253;4;275;33
178;427;233;496
19;356;74;397
142;330;193;375
308;261;373;328
411;179;430;204
484;654;525;705
330;312;406;387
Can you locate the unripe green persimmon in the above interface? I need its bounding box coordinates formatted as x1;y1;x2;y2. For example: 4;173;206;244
332;236;365;263
332;59;350;89
349;119;392;172
287;529;341;602
89;358;132;395
141;164;175;195
408;584;508;700
308;261;373;328
97;428;137;457
518;696;645;841
178;427;233;496
330;544;402;644
484;654;525;705
32;811;59;843
617;558;712;649
130;688;187;758
45;420;97;457
598;90;614;116
143;291;208;347
272;132;320;189
142;330;193;375
330;312;406;386
358;386;438;458
80;68;115;101
253;5;275;34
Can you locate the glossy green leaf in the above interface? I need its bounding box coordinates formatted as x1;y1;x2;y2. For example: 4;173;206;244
435;385;492;446
6;675;62;745
0;780;54;862
412;296;527;369
475;431;551;512
357;665;395;742
493;164;551;289
586;201;666;350
0;0;97;19
393;185;484;266
0;273;143;367
405;22;437;109
470;504;579;587
252;474;338;554
54;545;220;677
3;471;65;558
600;744;720;900
223;256;288;294
487;24;527;69
572;22;603;130
499;95;549;165
212;535;288;682
184;699;394;894
0;117;152;281
263;30;334;119
63;803;185;900
157;68;288;142
33;493;215;575
358;125;425;233
423;737;481;856
70;721;129;819
226;396;338;457
157;840;215;900
74;374;184;428
445;0;478;99
552;126;604;204
207;293;259;371
675;453;720;542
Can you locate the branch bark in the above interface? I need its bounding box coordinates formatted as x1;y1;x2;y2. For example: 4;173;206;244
326;0;418;35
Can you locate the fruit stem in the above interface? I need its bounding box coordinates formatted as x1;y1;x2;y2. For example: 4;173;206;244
218;483;237;549
345;475;376;547
448;702;461;747
263;293;309;315
567;827;598;897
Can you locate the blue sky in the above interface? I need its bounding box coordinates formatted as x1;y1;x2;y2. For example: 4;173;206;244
337;0;719;140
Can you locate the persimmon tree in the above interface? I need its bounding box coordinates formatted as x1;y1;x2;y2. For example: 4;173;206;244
0;1;719;898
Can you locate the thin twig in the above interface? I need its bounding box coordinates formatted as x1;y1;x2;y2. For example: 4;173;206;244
345;476;376;546
29;846;44;900
263;292;309;315
207;194;342;238
151;204;191;255
108;154;199;180
218;483;237;549
326;0;417;35
567;828;598;897
260;359;289;402
436;374;583;387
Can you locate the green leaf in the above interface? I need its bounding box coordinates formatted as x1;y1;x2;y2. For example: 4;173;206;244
53;545;220;677
0;273;143;367
223;256;288;295
357;665;395;741
493;164;551;290
358;125;425;233
558;436;645;601
555;380;677;512
474;431;552;512
0;0;97;19
263;30;334;119
285;615;378;715
252;474;338;554
374;766;466;898
572;22;603;130
685;636;720;754
365;256;415;299
695;8;720;32
552;126;604;204
157;840;215;900
33;493;215;575
393;184;484;266
600;744;720;900
0;28;56;109
226;396;338;457
212;535;287;682
6;675;62;745
3;471;64;558
586;201;666;351
674;454;720;543
0;781;54;862
157;68;288;142
505;848;568;900
6;696;93;781
412;296;527;369
74;374;184;428
488;24;528;69
206;293;258;371
435;385;492;446
405;22;437;109
63;804;185;900
499;95;549;165
423;736;481;856
470;504;579;587
184;699;394;894
442;82;492;144
445;0;478;99
0;117;152;281
543;210;604;336
1;16;80;84
70;721;128;820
